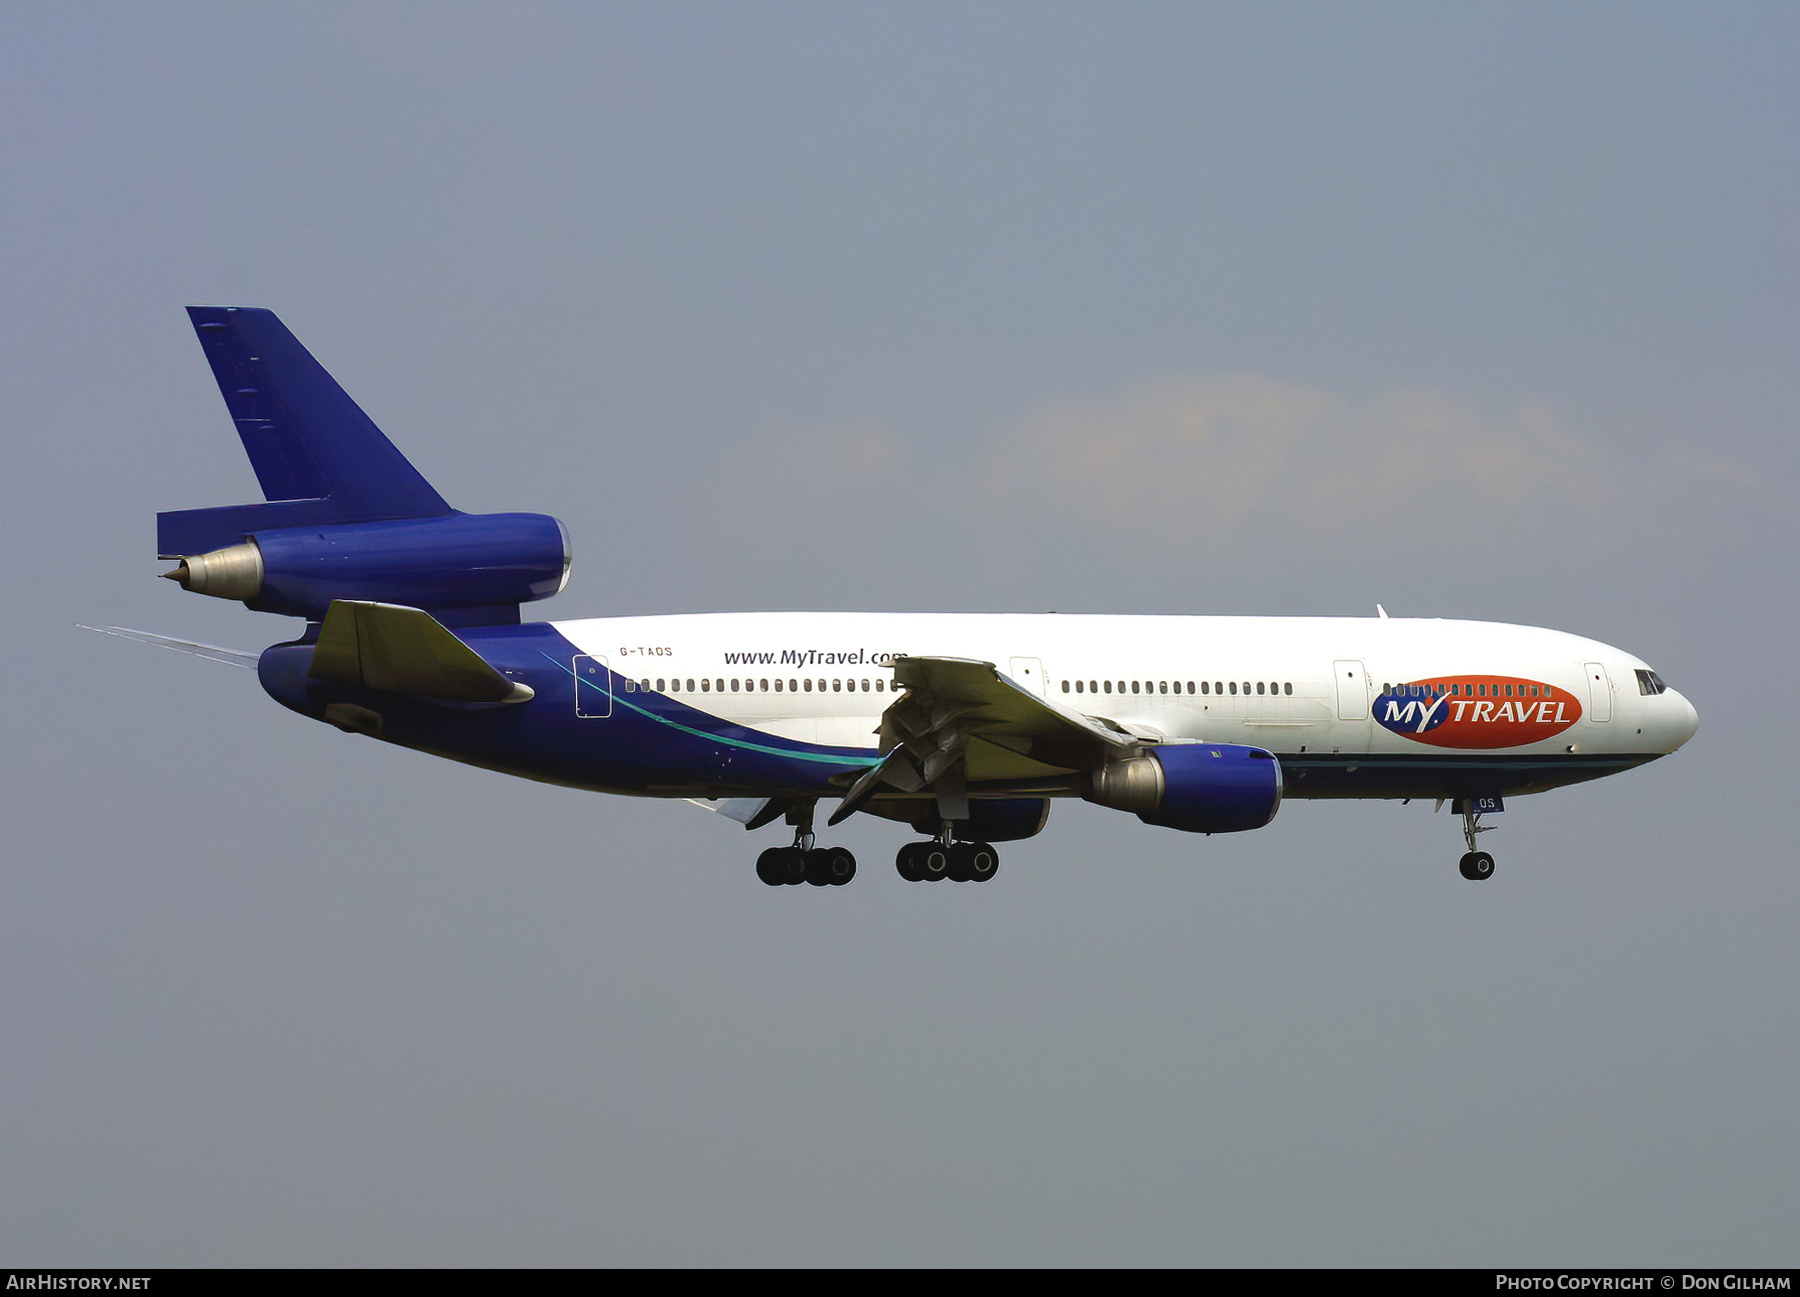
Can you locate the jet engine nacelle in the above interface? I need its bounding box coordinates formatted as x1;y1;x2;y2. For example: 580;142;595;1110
1085;743;1282;834
166;512;570;622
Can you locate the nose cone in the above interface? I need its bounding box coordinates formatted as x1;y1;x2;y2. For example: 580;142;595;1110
1665;689;1699;752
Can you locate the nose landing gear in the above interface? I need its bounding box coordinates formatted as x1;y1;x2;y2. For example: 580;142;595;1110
1458;850;1495;881
1454;799;1497;881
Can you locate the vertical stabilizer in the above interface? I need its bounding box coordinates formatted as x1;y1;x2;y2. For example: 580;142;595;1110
160;307;454;556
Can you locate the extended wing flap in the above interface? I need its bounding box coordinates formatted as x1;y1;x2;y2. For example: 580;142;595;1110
309;600;532;703
889;656;1135;753
830;656;1133;825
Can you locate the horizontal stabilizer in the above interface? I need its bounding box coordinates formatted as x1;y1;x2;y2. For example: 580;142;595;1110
158;499;348;561
308;600;533;703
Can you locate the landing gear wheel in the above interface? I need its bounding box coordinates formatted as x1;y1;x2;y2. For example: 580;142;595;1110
895;843;923;882
965;841;998;883
1459;850;1495;881
823;846;856;886
759;846;804;885
803;848;833;886
946;843;973;882
917;842;950;882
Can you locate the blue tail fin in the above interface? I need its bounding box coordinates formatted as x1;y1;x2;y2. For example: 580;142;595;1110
158;307;453;556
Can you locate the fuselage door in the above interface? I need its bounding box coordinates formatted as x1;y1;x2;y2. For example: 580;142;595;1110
1584;661;1612;723
574;654;613;718
1333;659;1369;721
1008;657;1047;699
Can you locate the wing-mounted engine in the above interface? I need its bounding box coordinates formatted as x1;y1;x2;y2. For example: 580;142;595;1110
831;655;1282;838
1085;743;1283;834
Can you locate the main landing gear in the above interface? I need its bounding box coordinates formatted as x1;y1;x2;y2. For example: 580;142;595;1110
895;831;998;884
1456;800;1496;882
755;801;856;887
757;844;856;886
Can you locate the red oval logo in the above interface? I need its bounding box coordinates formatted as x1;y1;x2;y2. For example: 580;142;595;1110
1373;676;1581;749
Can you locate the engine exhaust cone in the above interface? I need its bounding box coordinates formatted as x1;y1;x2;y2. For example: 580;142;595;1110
165;541;264;601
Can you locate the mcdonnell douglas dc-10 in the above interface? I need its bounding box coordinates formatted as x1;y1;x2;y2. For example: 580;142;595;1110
101;308;1699;887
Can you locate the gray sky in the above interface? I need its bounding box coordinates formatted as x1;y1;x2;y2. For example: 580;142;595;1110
2;1;1795;1265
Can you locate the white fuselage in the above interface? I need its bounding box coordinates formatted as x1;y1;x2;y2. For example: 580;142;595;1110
552;612;1698;776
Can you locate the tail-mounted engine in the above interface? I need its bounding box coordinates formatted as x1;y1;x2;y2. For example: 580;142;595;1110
164;512;569;622
159;305;570;626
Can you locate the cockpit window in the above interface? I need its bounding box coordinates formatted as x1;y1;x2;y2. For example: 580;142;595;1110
1636;668;1668;696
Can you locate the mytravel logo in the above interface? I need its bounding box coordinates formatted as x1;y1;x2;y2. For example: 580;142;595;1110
1373;676;1582;749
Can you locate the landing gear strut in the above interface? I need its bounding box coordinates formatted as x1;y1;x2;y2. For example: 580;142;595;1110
895;822;998;884
755;800;856;887
1456;800;1496;882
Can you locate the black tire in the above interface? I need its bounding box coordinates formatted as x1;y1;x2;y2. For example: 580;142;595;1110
966;842;999;883
825;846;856;885
918;843;950;882
1459;850;1495;881
895;843;922;882
947;843;975;882
803;848;833;886
773;847;806;885
756;847;786;886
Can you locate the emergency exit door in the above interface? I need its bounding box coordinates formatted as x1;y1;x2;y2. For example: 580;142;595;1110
1009;657;1047;698
574;655;613;718
1333;660;1369;721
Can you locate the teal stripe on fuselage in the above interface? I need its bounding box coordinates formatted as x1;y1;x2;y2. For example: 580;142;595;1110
543;652;881;768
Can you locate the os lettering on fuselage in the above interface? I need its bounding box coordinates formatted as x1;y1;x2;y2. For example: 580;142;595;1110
1372;676;1582;749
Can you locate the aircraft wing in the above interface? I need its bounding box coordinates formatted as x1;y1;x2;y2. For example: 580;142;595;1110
829;655;1136;825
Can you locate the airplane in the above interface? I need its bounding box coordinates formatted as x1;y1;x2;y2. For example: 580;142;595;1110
103;306;1699;888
